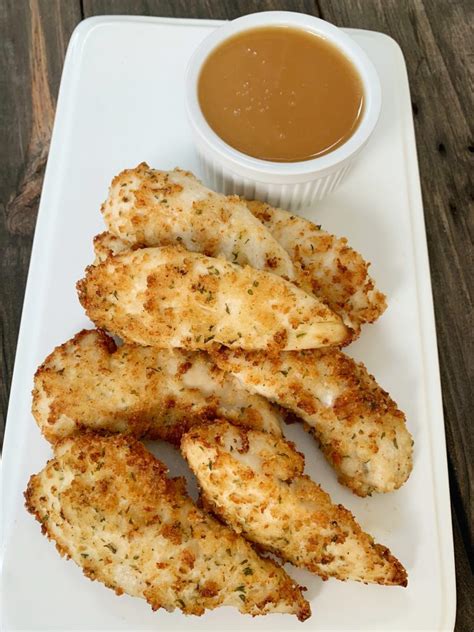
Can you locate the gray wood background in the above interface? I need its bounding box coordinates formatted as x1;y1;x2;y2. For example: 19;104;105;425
1;1;472;628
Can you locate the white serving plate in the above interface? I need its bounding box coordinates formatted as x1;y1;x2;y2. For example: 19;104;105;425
1;16;455;631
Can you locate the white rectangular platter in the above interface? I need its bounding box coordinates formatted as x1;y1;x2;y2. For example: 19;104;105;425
1;16;455;631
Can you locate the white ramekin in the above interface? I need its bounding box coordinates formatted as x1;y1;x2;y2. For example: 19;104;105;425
185;12;381;210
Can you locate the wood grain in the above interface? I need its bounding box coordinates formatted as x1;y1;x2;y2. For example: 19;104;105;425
1;1;472;628
82;0;320;20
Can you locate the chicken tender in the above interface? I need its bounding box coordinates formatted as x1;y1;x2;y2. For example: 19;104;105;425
101;163;296;279
181;421;407;586
247;201;387;331
100;164;385;335
211;349;413;496
32;329;282;444
77;246;348;350
25;434;310;619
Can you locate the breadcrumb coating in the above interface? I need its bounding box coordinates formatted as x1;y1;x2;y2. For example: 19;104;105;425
93;230;136;264
181;421;407;586
247;201;387;332
25;434;311;620
99;164;385;335
32;329;282;444
211;349;413;496
101;163;296;280
77;245;348;351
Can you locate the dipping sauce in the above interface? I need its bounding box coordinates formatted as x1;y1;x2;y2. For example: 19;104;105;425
198;26;364;162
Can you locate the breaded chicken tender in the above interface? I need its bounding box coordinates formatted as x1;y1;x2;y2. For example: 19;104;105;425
247;201;387;331
99;164;385;335
32;329;282;444
77;246;348;350
211;349;413;496
181;421;407;586
101;163;296;279
25;434;310;619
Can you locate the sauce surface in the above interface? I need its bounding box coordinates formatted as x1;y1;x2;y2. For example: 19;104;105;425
198;26;364;162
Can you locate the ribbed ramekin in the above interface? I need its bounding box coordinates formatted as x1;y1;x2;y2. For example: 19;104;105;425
185;12;381;210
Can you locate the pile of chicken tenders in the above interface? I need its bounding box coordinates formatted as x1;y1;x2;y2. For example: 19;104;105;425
26;163;413;621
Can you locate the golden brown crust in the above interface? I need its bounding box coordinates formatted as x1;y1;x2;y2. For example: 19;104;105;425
211;348;413;496
247;201;387;332
101;163;296;279
32;329;282;444
100;164;385;335
24;433;310;620
93;231;140;264
181;421;407;586
77;245;348;351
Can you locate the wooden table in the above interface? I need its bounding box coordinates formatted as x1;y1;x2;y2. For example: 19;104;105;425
1;0;472;627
